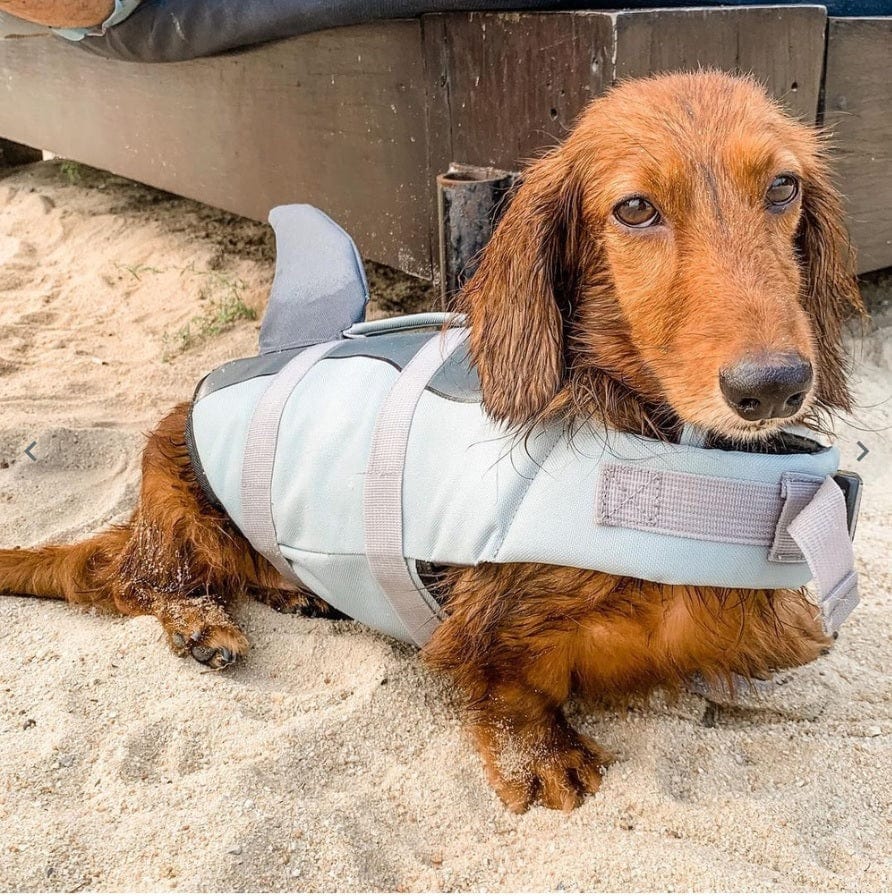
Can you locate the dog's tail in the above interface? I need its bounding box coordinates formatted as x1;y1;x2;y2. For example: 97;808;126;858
0;525;131;611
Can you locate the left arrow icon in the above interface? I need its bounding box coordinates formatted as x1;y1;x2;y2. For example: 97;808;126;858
24;441;37;461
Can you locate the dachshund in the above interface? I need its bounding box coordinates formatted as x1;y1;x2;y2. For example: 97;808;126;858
0;71;864;812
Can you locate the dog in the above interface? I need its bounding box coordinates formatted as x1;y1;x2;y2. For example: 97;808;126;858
0;71;864;812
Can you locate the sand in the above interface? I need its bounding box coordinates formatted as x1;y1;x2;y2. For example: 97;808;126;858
0;160;889;893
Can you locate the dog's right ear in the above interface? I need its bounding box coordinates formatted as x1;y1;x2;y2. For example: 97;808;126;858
795;154;866;413
459;152;582;427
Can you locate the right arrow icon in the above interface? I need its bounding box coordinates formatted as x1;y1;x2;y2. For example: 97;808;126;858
856;441;869;462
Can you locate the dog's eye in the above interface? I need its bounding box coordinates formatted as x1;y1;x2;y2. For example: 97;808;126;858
766;174;799;208
613;197;661;228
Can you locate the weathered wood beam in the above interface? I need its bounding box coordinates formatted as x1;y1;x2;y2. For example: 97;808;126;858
823;17;892;274
0;15;434;276
422;6;825;174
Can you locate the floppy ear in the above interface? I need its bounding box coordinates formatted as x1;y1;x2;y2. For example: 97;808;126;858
459;152;584;426
797;159;866;412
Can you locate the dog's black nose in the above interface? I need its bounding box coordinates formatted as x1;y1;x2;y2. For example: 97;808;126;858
720;354;813;421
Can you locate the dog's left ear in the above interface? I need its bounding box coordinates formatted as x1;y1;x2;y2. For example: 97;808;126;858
797;160;866;411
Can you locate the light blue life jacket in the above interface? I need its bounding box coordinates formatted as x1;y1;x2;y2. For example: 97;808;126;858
187;205;861;647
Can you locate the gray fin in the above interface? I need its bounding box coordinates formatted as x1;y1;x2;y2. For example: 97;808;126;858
259;204;368;353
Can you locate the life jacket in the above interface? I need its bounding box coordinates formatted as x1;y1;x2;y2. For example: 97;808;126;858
186;205;861;647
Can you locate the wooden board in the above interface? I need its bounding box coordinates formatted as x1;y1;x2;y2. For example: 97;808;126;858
0;17;434;277
423;6;826;175
614;5;825;123
823;17;892;273
1;6;863;281
422;12;615;175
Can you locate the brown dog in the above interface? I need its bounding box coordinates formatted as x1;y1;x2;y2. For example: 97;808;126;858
0;72;864;812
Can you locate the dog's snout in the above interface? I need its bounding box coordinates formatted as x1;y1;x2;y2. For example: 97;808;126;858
720;354;813;421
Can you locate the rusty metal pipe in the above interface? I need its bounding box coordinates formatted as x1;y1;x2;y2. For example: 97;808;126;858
437;163;517;308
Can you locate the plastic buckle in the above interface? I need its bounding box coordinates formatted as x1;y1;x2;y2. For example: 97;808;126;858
833;471;862;540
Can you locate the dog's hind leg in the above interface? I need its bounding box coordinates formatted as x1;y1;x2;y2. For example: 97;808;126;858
109;515;250;668
1;404;256;666
1;401;341;666
0;527;131;612
0;516;250;669
103;404;260;666
117;581;249;669
249;583;346;619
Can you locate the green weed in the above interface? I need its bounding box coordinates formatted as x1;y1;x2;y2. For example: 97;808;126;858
114;262;165;281
114;259;257;361
161;272;256;362
59;160;82;185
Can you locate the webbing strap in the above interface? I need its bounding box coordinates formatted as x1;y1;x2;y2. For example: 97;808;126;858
788;476;860;634
363;328;469;646
769;474;827;562
689;479;859;701
241;341;339;584
597;465;823;551
598;465;858;634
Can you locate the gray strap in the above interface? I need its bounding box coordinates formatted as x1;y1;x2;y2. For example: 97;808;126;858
597;464;823;554
241;341;339;584
788;476;860;634
688;476;859;702
598;464;858;635
364;328;469;647
769;473;828;562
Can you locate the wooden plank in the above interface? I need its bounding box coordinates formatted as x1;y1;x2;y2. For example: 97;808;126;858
614;5;825;123
421;12;453;275
423;6;826;180
823;17;892;273
0;17;434;277
423;12;615;172
0;7;846;281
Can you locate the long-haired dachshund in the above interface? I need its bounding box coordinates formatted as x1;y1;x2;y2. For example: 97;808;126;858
0;71;864;812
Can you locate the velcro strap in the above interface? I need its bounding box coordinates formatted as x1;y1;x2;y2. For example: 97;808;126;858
597;466;858;634
787;476;860;634
241;341;340;585
597;464;824;552
364;328;469;647
769;473;826;562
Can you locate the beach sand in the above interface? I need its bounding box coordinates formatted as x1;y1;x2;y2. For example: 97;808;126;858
0;161;889;892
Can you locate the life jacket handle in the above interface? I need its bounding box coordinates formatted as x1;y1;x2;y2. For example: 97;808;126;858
343;312;466;339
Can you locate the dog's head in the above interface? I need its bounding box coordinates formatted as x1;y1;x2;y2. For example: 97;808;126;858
461;71;865;441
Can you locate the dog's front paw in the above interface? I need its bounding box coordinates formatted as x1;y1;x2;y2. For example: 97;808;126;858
168;626;248;669
475;717;612;813
156;597;249;669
